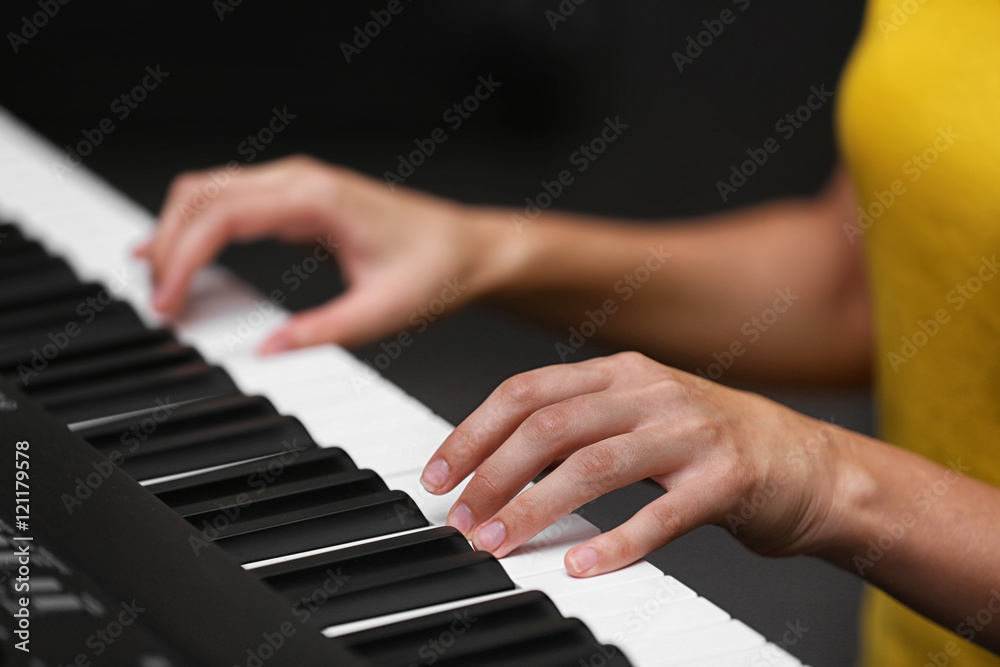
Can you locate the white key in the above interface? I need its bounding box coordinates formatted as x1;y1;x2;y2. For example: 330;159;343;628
383;471;470;526
620;620;766;667
585;596;730;644
553;575;696;620
502;514;601;580
517;560;663;600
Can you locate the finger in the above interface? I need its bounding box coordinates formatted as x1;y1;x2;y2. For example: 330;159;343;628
470;430;674;557
565;483;715;577
258;283;413;353
153;194;330;315
133;239;152;258
454;392;641;542
148;166;299;292
420;359;616;497
149;171;219;284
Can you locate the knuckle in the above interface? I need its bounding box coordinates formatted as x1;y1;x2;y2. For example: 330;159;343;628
575;444;621;490
443;425;475;459
468;466;504;501
506;491;542;525
498;373;541;406
525;406;570;443
285;153;316;167
614;350;650;368
603;529;638;563
647;501;684;537
168;172;203;199
652;376;684;397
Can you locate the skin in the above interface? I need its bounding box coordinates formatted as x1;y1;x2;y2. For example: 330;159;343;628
142;156;1000;652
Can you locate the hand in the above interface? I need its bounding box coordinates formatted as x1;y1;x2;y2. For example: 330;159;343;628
420;351;848;576
139;156;504;352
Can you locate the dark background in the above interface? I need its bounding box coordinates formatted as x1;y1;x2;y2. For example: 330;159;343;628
2;1;871;664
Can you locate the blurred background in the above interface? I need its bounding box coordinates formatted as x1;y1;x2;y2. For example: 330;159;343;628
1;1;871;664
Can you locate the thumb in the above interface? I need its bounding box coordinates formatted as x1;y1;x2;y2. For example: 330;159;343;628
258;288;409;354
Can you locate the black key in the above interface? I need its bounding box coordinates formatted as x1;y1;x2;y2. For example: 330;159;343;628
192;489;428;564
0;239;48;267
0;374;359;667
26;360;237;424
147;447;357;507
0;283;145;353
172;468;388;518
0;280;108;316
12;338;199;389
0;326;174;372
256;527;514;627
79;393;282;439
341;591;633;667
0;222;28;255
0;255;78;295
78;395;320;480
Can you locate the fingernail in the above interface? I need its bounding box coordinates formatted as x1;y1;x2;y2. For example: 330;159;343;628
260;330;292;356
447;504;474;536
420;459;449;492
567;547;599;575
474;521;506;553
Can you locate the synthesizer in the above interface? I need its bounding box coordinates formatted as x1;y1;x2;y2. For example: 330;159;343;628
0;106;806;667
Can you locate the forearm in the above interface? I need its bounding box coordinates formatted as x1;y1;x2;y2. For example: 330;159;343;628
470;171;871;385
821;433;1000;652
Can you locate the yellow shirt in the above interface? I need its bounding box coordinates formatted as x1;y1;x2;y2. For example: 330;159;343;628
837;0;1000;664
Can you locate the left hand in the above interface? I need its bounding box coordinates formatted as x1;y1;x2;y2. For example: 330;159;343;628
419;351;848;576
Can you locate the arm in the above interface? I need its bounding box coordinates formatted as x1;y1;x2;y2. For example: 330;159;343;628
419;353;1000;653
143;158;869;386
824;436;1000;648
475;167;870;385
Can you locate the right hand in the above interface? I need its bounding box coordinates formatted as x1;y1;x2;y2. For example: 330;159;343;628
139;156;505;353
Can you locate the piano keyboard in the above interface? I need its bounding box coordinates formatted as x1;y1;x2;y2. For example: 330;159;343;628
0;106;806;667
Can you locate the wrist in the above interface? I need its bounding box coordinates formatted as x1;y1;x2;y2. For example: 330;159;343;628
459;205;548;300
807;427;882;565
